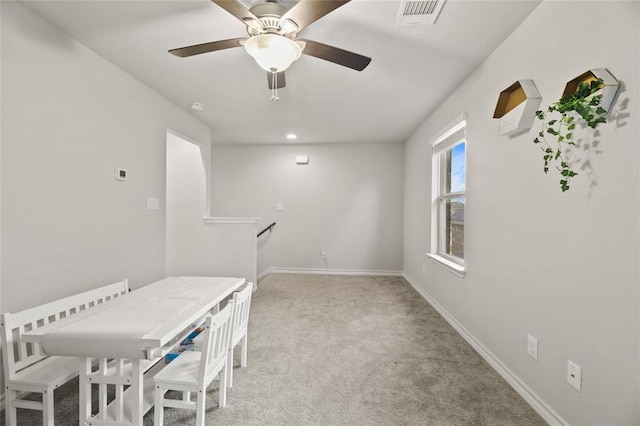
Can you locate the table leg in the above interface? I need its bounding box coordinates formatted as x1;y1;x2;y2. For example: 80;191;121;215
79;358;92;426
130;360;144;426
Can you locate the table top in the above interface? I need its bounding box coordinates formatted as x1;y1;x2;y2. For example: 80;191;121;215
23;276;245;359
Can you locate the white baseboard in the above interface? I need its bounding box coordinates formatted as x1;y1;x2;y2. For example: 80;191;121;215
257;267;274;283
266;267;404;277
402;272;567;426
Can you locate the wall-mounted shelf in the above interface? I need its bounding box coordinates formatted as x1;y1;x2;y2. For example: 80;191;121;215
493;80;542;136
563;68;619;112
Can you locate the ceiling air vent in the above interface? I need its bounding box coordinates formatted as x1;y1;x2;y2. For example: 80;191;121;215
396;0;446;26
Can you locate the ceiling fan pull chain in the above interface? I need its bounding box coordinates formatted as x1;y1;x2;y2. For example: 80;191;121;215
270;68;279;101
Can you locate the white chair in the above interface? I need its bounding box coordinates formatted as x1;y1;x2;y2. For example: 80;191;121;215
226;283;253;388
153;301;234;426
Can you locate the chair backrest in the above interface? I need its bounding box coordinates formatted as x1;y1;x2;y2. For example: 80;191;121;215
1;279;129;379
230;283;253;345
198;300;234;386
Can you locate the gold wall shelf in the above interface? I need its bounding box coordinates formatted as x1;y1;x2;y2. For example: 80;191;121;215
563;68;619;112
493;80;542;136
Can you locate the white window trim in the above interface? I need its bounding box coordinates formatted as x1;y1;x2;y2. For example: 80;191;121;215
429;113;466;278
427;253;466;278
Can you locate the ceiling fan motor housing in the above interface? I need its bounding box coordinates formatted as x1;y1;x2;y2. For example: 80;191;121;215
247;3;292;36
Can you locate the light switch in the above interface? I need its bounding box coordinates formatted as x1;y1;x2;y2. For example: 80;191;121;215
147;197;160;210
275;203;284;211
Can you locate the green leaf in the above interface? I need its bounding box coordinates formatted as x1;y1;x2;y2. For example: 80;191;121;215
566;133;573;140
545;148;553;153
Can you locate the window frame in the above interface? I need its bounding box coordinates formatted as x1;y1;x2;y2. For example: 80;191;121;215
428;114;467;277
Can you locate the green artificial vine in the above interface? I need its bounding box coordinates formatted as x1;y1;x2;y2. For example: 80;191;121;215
533;78;607;192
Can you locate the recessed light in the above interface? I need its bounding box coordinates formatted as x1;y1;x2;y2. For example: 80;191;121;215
190;102;205;111
286;133;297;140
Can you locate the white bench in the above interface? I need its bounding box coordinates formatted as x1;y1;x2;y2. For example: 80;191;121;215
1;279;129;426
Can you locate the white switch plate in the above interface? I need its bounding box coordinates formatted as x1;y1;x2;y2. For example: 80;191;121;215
275;203;284;211
320;250;327;259
567;360;582;392
527;335;538;360
147;197;160;210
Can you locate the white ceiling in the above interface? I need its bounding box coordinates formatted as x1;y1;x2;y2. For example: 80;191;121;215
21;0;540;144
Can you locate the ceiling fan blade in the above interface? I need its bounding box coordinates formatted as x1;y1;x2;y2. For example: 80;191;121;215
279;0;350;34
267;71;286;89
169;37;247;58
299;39;371;71
210;0;261;26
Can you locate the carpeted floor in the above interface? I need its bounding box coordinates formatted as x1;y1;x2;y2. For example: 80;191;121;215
3;274;546;425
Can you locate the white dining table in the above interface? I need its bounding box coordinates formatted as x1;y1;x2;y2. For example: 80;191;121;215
23;276;246;426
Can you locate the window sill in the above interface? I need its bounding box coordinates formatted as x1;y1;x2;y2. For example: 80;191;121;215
426;253;466;278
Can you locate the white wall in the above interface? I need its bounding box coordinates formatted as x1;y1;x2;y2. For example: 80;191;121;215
0;2;211;312
211;143;404;277
0;0;4;401
404;1;639;424
165;132;257;284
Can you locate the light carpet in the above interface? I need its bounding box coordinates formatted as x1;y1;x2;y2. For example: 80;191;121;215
3;274;545;425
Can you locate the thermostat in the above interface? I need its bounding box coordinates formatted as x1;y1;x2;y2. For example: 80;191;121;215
115;168;127;181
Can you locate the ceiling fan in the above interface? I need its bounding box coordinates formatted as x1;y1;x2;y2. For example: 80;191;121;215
169;0;371;99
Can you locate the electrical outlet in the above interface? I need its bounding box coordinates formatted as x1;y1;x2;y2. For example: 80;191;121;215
567;360;582;392
527;335;538;360
320;250;327;259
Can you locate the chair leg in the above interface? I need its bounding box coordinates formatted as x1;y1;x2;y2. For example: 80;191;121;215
42;389;54;426
219;366;227;408
240;335;248;367
154;385;164;426
6;389;17;426
195;388;206;426
227;347;234;388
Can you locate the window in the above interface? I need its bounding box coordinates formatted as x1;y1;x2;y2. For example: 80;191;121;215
429;116;466;277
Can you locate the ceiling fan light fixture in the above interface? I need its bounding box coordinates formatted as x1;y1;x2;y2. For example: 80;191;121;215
244;34;302;72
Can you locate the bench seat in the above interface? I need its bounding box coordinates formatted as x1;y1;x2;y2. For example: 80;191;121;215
2;279;129;426
9;356;81;390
